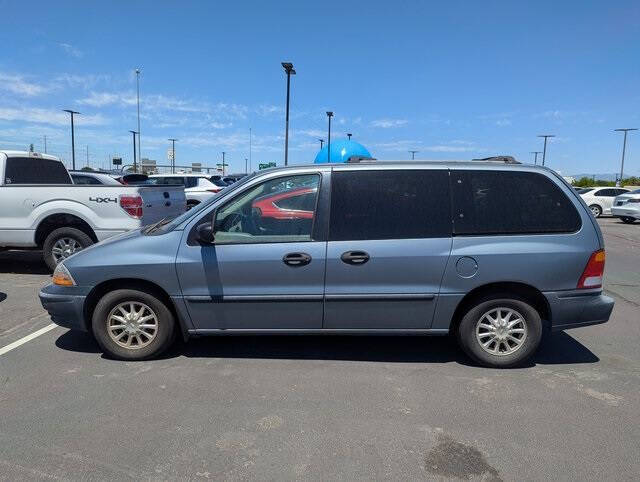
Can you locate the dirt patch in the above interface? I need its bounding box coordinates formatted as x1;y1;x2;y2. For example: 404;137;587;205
424;434;501;481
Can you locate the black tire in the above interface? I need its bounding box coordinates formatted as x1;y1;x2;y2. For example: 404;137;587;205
42;227;94;271
92;289;175;360
589;204;602;218
621;217;636;224
457;295;543;368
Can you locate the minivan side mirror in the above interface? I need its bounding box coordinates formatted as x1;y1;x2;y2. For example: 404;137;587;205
196;221;215;244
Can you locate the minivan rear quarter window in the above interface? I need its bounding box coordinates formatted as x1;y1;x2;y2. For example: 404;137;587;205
451;170;581;235
329;169;451;240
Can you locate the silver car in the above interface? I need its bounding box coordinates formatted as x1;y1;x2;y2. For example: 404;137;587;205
611;188;640;223
40;161;614;368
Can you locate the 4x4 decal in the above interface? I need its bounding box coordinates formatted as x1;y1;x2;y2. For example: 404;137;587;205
89;197;117;203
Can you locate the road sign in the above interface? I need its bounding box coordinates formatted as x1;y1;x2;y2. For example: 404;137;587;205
112;157;122;166
167;148;174;161
259;162;276;170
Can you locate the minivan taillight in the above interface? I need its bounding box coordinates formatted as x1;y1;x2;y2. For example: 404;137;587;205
119;195;143;219
577;249;605;289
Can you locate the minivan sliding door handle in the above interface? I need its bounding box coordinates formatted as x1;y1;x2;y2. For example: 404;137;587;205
340;250;370;265
283;252;312;267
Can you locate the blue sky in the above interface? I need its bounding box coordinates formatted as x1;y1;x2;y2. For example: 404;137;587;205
1;0;639;175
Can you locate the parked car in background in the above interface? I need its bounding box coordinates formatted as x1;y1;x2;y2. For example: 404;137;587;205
575;187;595;194
149;173;222;209
611;188;640;223
0;151;186;270
40;161;613;368
222;174;247;184
114;173;153;185
70;171;122;185
209;175;229;188
580;187;630;217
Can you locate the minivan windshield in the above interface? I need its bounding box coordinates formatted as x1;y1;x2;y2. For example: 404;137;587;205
144;172;258;234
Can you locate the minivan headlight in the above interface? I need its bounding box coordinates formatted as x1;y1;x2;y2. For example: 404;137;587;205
52;263;77;287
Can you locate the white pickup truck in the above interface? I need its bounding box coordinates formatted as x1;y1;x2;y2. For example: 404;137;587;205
0;151;186;270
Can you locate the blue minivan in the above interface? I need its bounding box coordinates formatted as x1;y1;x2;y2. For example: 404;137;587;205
40;161;614;367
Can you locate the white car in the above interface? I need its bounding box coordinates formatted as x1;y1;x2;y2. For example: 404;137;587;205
70;171;122;185
580;187;630;217
611;189;640;223
0;151;186;270
149;174;224;209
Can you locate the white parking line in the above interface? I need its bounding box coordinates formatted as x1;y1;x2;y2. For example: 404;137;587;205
0;324;58;356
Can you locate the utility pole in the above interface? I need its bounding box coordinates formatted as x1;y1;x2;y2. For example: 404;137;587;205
129;131;138;172
318;138;324;150
614;128;638;186
220;151;227;176
245;158;248;173
168;138;177;173
43;135;47;153
249;127;252;172
135;68;141;163
326;112;333;162
530;151;542;165
281;62;296;166
86;145;89;167
409;150;418;160
537;134;555;166
63;109;80;170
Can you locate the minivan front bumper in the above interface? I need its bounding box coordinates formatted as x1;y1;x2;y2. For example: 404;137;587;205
544;289;614;331
39;284;88;332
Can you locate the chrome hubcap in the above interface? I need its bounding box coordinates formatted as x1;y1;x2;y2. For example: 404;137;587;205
107;302;158;349
51;237;81;263
475;307;527;356
590;206;600;216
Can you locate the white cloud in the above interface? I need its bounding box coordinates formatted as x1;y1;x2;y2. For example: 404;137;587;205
59;42;84;58
495;119;512;127
0;73;49;97
371;118;408;128
0;107;107;126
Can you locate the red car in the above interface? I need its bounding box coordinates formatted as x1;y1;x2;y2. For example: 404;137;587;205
252;186;317;220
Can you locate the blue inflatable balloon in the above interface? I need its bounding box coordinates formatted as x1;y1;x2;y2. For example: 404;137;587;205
314;139;372;163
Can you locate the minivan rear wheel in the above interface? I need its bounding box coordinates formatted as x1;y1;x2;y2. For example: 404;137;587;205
457;296;542;368
92;289;175;360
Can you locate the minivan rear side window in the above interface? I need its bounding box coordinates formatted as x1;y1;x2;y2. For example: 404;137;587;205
329;170;451;241
4;157;71;184
451;170;581;235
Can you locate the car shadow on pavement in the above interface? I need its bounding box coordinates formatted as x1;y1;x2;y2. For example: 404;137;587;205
0;292;6;303
55;329;599;367
0;250;50;275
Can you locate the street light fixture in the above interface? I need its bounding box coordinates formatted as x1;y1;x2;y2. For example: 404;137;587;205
281;62;296;166
318;138;324;150
347;133;352;140
408;150;418;160
63;109;80;170
326;112;333;162
129;131;138;172
168;138;177;173
530;151;542;165
537;134;555;166
614;128;638;186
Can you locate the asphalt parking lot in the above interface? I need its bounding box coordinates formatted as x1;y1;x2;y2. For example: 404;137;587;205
1;217;639;480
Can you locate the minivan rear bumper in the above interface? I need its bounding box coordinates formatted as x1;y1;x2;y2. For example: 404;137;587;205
544;289;614;331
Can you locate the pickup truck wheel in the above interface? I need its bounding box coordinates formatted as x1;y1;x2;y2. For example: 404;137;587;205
457;296;542;368
621;217;636;224
42;227;94;271
92;289;175;360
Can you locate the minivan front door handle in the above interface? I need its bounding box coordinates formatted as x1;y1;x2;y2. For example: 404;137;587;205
283;252;312;267
340;250;370;265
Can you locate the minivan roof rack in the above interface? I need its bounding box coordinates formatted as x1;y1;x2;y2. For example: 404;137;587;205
346;156;377;163
471;156;521;164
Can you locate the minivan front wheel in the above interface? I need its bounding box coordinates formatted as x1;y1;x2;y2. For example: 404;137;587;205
92;289;175;360
457;296;542;368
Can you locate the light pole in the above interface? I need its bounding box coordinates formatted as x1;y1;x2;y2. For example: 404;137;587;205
129;131;138;172
318;138;324;150
530;151;542;165
63;109;80;170
168;138;177;173
43;135;47;153
245;158;248;173
221;151;227;176
281;62;296;166
614;128;638;186
135;68;141;162
537;134;555;166
347;133;352;140
409;150;418;160
326;112;333;162
249;127;252;172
